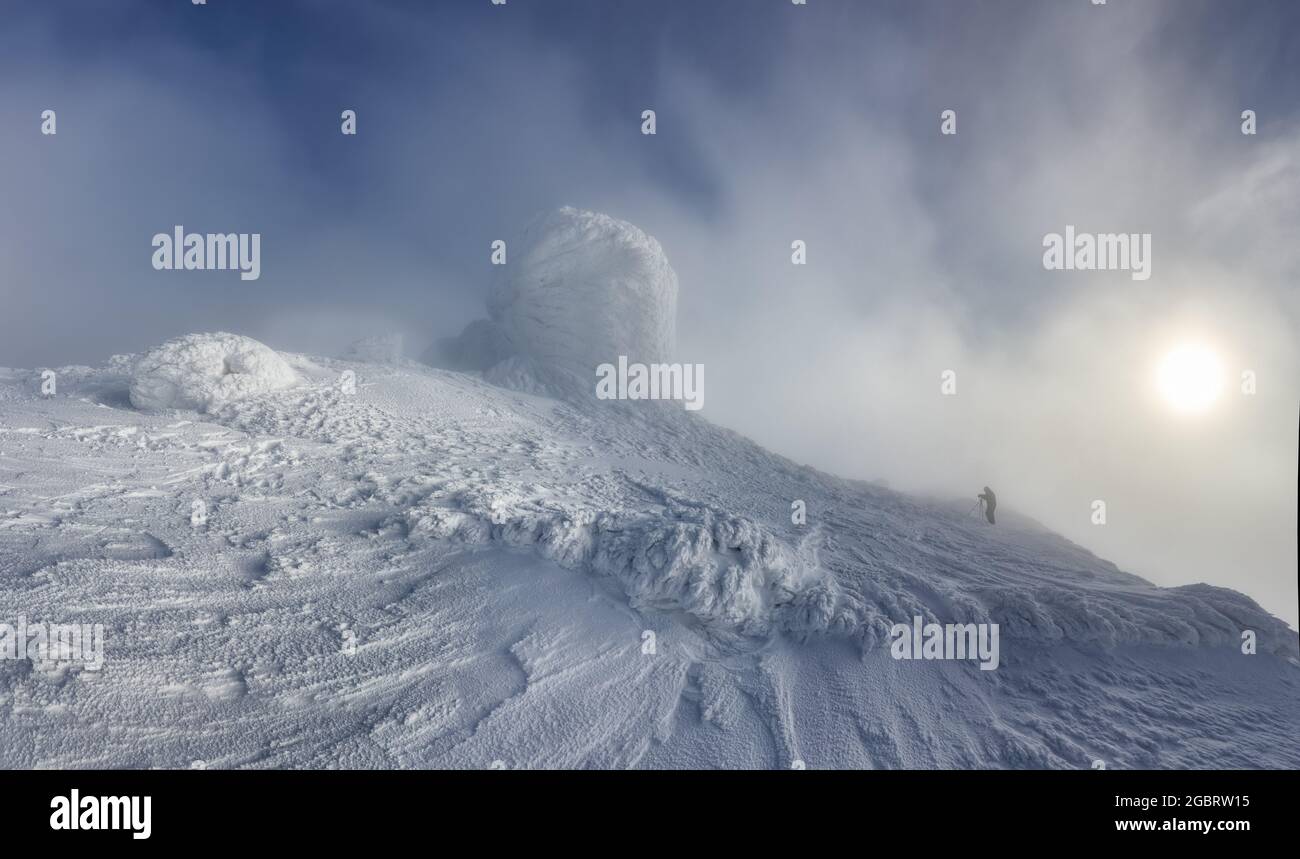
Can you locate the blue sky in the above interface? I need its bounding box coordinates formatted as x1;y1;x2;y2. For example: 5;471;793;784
1;1;1298;622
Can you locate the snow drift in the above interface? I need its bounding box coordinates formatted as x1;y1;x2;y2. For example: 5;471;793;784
128;332;299;413
431;208;678;382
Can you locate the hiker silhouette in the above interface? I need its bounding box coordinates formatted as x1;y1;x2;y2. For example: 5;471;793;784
977;486;997;525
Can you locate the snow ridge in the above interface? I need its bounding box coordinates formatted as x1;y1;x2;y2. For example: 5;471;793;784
390;487;844;643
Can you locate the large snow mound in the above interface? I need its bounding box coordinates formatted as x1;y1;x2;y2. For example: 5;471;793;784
487;208;678;375
129;332;299;413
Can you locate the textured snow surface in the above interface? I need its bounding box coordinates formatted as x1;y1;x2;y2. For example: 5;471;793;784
486;208;678;375
1;354;1297;769
129;333;299;413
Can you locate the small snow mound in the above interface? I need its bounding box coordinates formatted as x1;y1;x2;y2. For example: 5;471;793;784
129;332;299;413
487;207;678;375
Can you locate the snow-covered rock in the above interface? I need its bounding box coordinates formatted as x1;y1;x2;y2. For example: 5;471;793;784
129;332;299;413
486;208;678;376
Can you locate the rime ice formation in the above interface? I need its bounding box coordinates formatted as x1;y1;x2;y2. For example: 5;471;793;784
430;208;678;382
488;208;678;375
128;332;299;413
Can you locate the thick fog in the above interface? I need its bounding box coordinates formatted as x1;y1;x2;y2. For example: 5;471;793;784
1;1;1295;623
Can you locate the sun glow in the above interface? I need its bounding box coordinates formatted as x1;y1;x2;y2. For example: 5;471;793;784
1156;344;1225;415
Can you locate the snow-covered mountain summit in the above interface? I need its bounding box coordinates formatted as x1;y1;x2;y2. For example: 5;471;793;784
2;212;1296;769
1;347;1296;768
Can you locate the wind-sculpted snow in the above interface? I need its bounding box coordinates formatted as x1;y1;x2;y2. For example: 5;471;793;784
1;355;1296;769
376;453;1295;658
389;486;849;642
129;332;299;413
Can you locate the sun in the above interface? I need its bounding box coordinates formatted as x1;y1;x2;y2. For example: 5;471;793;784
1156;344;1225;415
